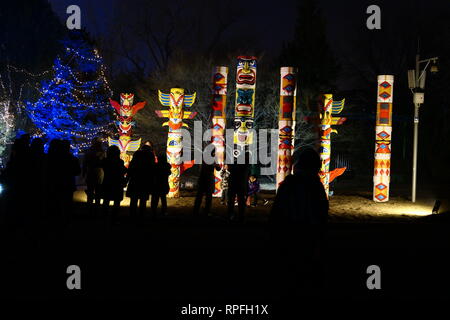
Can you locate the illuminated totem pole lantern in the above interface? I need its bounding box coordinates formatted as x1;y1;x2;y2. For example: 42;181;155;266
373;75;394;202
319;94;347;197
234;56;257;149
211;66;228;197
155;88;197;198
108;93;146;166
276;67;297;189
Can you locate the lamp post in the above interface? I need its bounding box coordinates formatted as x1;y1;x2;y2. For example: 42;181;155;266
408;53;438;203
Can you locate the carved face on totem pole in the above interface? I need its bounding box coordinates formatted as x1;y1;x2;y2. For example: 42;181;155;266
236;57;257;87
116;117;134;135
110;93;145;118
120;93;134;106
118;93;135;117
234;117;254;144
168;88;185;129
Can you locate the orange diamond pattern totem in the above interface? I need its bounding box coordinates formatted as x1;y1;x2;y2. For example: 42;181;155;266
373;75;394;202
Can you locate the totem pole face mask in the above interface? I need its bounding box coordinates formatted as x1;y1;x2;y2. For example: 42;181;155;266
168;88;185;127
120;93;134;106
236;58;257;86
236;88;254;116
119;93;135;117
234;117;254;144
117;119;134;135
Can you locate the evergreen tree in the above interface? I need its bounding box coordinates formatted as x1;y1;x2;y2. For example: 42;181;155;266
280;0;338;112
26;34;113;153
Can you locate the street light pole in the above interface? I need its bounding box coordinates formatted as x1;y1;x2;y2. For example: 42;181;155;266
412;54;420;203
409;53;438;203
412;102;419;202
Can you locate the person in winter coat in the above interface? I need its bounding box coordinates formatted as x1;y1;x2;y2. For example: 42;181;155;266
29;138;47;222
126;145;155;222
82;138;105;212
47;139;81;225
227;162;250;222
193;159;221;216
151;154;171;216
101;145;127;223
269;147;328;298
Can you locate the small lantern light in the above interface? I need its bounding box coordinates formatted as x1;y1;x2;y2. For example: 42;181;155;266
430;63;438;74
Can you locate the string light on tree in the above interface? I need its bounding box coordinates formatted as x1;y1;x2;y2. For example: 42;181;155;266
26;35;114;153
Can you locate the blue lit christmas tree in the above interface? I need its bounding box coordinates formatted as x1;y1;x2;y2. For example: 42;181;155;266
26;35;113;153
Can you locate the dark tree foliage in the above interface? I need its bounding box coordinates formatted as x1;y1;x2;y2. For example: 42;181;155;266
0;0;65;72
340;1;450;186
279;0;339;113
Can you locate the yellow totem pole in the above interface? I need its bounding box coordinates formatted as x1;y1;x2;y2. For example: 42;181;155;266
318;94;347;197
155;88;197;198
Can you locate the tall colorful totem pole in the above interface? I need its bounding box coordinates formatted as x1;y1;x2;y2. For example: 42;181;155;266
108;93;146;166
276;67;297;189
373;75;394;202
211;66;228;197
318;94;347;197
155;88;197;198
233;56;257;149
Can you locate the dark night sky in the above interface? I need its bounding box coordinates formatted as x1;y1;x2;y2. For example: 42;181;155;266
49;0;298;55
47;0;450;90
48;0;450;55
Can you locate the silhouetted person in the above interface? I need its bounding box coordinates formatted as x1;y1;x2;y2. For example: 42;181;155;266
144;140;158;163
1;134;31;225
269;147;328;299
126;145;155;222
29;138;47;222
193;160;220;216
47;139;80;225
227;162;249;222
151;154;171;216
101;146;126;223
47;139;61;221
82;138;105;212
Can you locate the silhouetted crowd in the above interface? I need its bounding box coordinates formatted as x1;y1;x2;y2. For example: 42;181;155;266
0;134;172;226
0;134;80;226
0;135;329;300
1;134;328;236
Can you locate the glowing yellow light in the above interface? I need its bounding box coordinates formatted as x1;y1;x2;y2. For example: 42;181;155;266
387;204;431;216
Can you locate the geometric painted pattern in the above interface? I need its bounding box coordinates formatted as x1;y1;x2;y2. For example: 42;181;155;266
377;131;390;139
318;94;347;198
377;76;394;103
374;75;394;202
276;67;297;189
211;66;228;197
